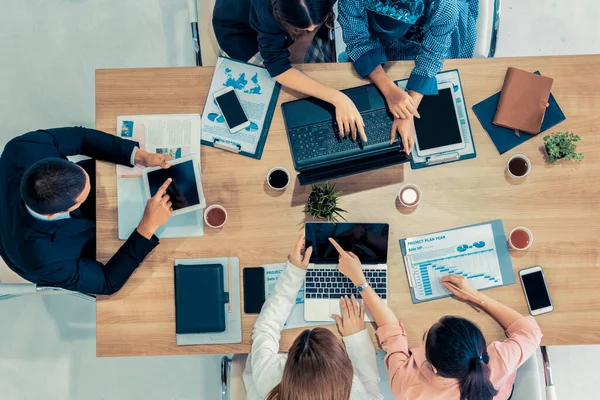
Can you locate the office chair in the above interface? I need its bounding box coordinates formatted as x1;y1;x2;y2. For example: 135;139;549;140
0;261;95;302
330;0;501;62
188;0;202;66
220;347;556;400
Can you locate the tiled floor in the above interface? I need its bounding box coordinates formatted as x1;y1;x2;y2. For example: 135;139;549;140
1;0;600;399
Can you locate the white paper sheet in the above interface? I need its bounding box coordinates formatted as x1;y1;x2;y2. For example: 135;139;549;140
116;114;201;177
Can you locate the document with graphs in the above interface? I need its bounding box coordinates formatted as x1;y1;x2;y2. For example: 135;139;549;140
400;220;515;303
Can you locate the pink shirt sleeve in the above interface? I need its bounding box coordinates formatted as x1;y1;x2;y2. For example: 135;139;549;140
376;323;411;389
489;316;543;377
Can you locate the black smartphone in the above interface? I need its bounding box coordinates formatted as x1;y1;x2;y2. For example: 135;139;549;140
243;267;266;314
519;266;553;316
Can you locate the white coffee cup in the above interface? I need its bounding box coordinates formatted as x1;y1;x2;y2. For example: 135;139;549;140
398;184;422;207
507;154;532;179
204;204;228;228
266;167;291;190
508;226;534;251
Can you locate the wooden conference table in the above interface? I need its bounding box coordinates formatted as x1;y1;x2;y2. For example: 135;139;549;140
95;55;600;357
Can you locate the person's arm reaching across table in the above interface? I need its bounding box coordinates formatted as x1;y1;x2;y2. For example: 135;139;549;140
441;275;543;375
247;235;313;397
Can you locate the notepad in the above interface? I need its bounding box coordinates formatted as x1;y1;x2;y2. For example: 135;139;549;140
174;263;229;334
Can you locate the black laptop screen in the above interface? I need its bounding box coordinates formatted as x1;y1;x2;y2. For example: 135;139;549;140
305;223;389;264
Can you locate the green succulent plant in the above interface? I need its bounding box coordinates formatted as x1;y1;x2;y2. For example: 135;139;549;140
543;132;584;164
305;182;347;222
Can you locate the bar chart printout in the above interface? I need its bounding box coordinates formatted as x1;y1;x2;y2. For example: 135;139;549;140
403;224;503;301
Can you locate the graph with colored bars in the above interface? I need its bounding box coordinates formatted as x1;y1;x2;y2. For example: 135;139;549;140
412;248;503;301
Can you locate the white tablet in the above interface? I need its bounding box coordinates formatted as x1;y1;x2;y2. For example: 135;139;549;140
142;154;206;216
413;82;466;157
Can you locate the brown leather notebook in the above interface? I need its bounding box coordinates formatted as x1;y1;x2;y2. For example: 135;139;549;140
493;67;554;134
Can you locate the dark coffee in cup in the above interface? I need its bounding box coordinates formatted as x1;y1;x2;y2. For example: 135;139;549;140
267;167;290;190
507;154;531;178
508;157;529;177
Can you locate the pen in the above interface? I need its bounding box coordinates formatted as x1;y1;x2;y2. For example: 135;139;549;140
227;258;232;313
444;281;485;308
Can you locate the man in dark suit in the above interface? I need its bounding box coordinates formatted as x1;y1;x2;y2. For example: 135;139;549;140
0;127;175;295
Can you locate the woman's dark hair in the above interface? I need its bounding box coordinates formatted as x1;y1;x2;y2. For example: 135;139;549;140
266;327;353;400
20;158;87;214
425;316;499;400
271;0;335;38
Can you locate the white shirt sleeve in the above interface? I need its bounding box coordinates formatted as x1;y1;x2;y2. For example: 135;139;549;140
130;146;138;166
344;329;384;399
247;261;306;397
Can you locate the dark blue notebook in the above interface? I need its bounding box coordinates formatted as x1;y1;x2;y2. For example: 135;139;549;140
174;264;229;334
472;71;566;154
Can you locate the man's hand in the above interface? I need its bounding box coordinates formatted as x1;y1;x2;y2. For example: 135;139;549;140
390;117;416;153
137;178;173;239
328;238;366;285
383;84;420;120
289;234;313;270
333;295;365;337
135;149;172;169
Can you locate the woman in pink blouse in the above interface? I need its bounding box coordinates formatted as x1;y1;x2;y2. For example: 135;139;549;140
329;238;543;400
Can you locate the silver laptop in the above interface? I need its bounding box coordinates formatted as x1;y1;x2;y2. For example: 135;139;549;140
304;222;389;322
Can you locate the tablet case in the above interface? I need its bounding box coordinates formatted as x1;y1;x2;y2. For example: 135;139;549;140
175;263;229;334
117;177;204;239
396;69;476;170
201;57;281;160
175;257;242;346
399;220;516;304
472;71;566;155
493;67;554;134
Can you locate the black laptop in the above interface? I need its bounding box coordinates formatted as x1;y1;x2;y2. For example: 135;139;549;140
281;84;411;185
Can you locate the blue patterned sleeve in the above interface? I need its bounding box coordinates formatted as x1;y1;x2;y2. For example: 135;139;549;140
338;0;387;78
407;0;459;95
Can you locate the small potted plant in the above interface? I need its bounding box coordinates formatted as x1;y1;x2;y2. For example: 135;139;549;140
543;132;584;164
305;181;347;222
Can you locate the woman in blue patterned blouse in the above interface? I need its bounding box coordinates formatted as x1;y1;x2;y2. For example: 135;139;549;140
338;0;478;153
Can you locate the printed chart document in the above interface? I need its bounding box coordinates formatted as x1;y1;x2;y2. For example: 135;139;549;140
263;263;334;330
116;114;201;177
201;57;279;158
403;224;503;301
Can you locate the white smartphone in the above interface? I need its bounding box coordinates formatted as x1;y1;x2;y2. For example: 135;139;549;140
519;266;553;316
413;81;466;157
214;86;250;133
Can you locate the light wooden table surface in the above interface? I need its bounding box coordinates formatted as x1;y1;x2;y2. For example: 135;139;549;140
96;55;600;357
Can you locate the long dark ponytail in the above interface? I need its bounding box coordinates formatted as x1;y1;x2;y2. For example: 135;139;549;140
425;316;499;400
271;0;335;39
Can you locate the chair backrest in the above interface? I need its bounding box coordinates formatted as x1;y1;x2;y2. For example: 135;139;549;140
222;354;248;400
330;0;500;62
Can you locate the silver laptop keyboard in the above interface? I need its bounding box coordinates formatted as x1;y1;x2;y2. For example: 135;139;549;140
305;268;387;299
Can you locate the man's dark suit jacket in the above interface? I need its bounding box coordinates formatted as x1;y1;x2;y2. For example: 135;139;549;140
0;127;159;295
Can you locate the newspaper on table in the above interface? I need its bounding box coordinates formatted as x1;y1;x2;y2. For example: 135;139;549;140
263;263;335;330
116;114;201;177
201;57;277;155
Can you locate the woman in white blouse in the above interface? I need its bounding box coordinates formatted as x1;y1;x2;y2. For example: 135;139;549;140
243;234;384;400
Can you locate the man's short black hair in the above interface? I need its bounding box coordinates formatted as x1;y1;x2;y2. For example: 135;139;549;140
20;158;87;215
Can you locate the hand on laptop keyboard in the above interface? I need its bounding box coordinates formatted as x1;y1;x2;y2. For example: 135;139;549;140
390;117;416;153
332;92;367;142
332;295;365;337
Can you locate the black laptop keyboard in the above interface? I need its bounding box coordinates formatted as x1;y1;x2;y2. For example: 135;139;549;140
289;109;395;162
305;268;387;299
